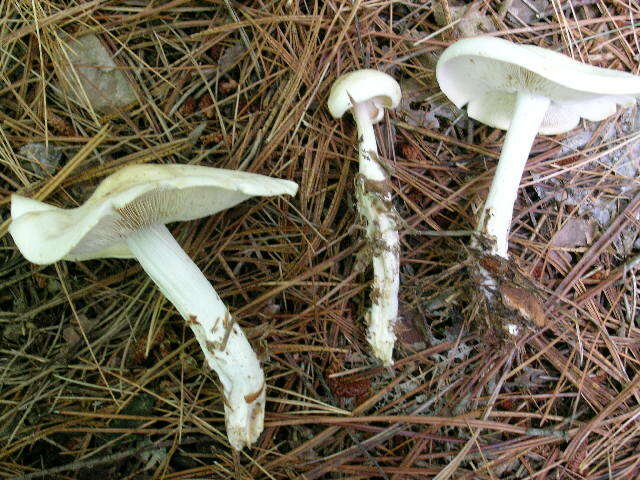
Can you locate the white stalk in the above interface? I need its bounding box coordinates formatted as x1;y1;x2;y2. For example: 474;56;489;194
126;224;265;450
353;102;387;182
477;91;550;258
352;101;400;366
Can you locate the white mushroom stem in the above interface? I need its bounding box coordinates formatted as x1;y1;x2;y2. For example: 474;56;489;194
352;100;400;366
126;223;265;450
353;102;387;182
476;91;551;258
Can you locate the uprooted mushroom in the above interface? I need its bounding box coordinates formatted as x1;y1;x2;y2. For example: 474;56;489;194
328;69;402;366
436;36;640;337
9;163;298;450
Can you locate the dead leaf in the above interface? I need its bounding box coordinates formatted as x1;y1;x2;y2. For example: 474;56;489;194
507;0;550;23
217;40;245;70
58;34;137;113
548;218;595;267
551;218;595;248
434;2;495;38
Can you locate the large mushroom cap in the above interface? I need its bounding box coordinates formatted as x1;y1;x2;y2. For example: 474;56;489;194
436;36;640;134
10;164;299;264
328;69;402;123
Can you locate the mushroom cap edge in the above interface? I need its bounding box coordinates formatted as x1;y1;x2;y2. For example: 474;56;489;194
9;164;299;265
436;36;640;134
327;69;402;122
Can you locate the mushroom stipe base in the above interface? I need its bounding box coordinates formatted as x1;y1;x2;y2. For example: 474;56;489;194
126;223;266;450
355;178;400;366
467;251;547;340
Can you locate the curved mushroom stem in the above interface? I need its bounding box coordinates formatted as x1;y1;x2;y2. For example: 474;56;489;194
477;91;551;258
126;224;265;450
352;100;400;366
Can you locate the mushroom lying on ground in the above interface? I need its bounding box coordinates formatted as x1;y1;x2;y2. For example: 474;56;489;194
9;164;298;450
328;69;402;366
436;36;640;337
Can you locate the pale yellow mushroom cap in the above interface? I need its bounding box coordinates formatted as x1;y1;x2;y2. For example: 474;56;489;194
327;69;402;123
437;36;640;134
10;164;298;264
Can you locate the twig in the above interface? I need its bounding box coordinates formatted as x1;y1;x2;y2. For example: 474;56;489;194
9;438;202;480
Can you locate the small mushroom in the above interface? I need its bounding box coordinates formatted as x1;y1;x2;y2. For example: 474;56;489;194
437;37;640;338
9;163;298;450
437;36;640;259
328;69;402;366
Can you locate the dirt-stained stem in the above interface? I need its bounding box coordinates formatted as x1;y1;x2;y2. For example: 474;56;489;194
476;91;550;258
352;101;400;366
126;224;265;450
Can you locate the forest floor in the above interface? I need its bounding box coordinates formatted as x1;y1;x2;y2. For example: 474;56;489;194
1;1;640;479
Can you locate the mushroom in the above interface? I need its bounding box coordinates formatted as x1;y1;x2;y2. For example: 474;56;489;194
437;36;640;259
9;163;298;450
328;69;402;365
436;36;640;337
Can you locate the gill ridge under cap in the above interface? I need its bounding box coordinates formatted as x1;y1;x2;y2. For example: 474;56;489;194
9;164;299;265
436;36;640;134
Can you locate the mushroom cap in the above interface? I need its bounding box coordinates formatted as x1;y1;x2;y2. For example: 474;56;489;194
327;69;402;123
10;164;298;265
436;36;640;134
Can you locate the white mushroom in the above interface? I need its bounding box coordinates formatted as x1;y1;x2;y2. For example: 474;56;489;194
328;69;402;366
9;163;298;450
437;36;640;259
